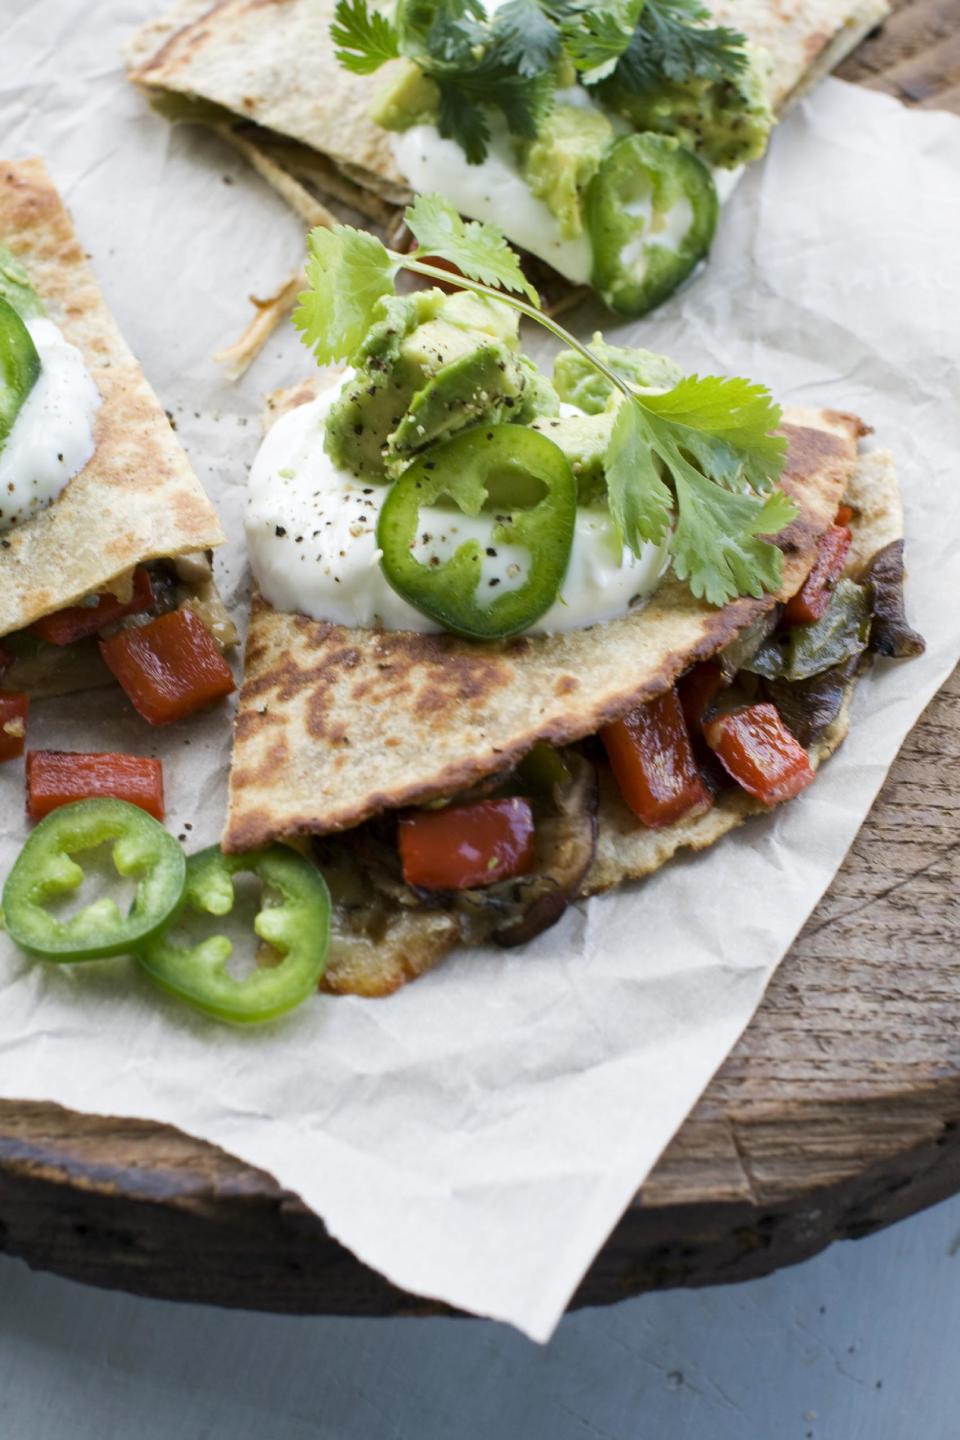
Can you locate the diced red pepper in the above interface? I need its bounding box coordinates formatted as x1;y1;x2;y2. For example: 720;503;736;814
26;750;165;821
600;687;712;828
0;691;29;763
677;660;724;734
99;608;235;726
782;524;852;626
399;796;536;891
835;504;854;529
704;702;815;806
30;567;155;647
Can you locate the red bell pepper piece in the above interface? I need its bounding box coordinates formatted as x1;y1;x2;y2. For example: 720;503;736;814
31;567;155;646
399;796;536;891
782;524;852;626
0;691;29;762
677;660;724;734
704;702;815;806
99;608;235;726
26;750;165;822
600;687;712;827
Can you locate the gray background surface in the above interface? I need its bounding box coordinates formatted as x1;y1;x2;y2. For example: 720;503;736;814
2;1194;958;1438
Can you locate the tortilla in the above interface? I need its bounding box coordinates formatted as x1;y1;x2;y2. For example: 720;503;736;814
0;157;226;644
125;0;890;230
224;381;862;855
265;434;897;1000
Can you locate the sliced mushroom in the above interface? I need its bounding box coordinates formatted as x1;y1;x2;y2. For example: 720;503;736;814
455;749;599;948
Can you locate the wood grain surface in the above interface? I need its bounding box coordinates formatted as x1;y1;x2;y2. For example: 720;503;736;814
2;0;959;1315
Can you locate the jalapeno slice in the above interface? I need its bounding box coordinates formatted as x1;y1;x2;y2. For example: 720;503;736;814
136;845;331;1025
585;134;718;317
377;425;577;639
2;798;186;961
0;295;41;452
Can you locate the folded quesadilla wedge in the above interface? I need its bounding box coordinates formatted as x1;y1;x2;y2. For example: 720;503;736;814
125;0;888;329
222;234;923;996
0;158;236;735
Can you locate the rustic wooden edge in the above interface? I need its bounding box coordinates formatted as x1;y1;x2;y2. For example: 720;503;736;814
2;0;959;1315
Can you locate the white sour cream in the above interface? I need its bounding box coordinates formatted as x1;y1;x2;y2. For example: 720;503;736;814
391;124;593;286
0;317;101;534
246;376;668;636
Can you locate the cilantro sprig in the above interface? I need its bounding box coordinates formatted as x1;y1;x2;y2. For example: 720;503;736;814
294;196;793;607
332;0;749;163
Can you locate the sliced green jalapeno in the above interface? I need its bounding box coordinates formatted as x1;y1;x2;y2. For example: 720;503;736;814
0;295;41;452
377;424;576;639
2;798;186;961
585;134;718;317
137;845;330;1025
0;244;44;320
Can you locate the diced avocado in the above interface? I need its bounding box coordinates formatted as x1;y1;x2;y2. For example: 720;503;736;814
599;46;773;169
325;288;530;478
513;356;561;424
324;291;445;477
529;409;615;503
389;341;528;470
523;105;614;239
553;335;682;413
371;58;440;131
438;289;521;348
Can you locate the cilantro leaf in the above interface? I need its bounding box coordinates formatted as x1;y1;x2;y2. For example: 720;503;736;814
613;0;748;92
606;398;673;549
558;0;644;84
491;0;562;77
670;460;797;606
603;373;794;603
331;0;400;74
405;193;541;303
294;225;397;364
640;374;787;493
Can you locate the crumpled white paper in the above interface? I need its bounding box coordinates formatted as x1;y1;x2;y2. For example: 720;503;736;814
2;0;959;1342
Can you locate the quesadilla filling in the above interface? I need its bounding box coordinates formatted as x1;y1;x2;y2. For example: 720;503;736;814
334;0;772;311
312;533;923;991
0;250;237;755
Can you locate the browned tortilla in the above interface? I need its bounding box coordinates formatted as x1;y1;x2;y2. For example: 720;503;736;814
0;157;225;641
223;386;862;853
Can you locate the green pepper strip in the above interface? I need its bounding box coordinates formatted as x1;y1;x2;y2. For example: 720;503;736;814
586;133;718;318
0;295;41;453
136;845;331;1025
1;798;187;962
377;424;577;639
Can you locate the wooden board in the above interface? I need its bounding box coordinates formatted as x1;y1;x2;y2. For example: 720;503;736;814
2;0;959;1314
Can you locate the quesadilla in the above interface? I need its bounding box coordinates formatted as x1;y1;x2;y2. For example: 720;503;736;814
0;157;235;744
222;252;922;997
125;0;889;328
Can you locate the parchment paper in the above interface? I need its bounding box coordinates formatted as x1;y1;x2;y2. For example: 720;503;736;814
1;0;959;1342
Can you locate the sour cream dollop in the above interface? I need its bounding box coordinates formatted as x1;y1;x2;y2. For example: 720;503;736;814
391;124;594;286
0;317;101;534
246;375;668;636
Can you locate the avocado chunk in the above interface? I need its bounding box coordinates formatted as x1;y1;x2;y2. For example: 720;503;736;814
370;57;440;131
598;46;773;169
523;105;614;239
553;334;682;414
325;288;542;478
529;409;615;503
